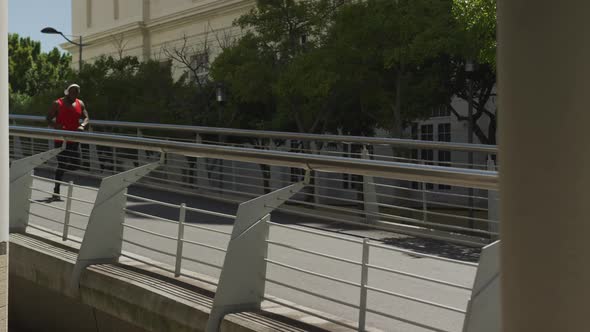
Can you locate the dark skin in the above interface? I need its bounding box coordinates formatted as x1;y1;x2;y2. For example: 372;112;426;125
46;87;90;130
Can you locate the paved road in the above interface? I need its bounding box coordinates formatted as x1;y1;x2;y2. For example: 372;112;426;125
28;173;478;332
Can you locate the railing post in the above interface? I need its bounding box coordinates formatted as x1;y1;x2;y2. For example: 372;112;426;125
420;183;428;223
9;147;64;232
487;158;499;239
419;161;428;223
62;181;74;241
112;146;119;173
361;147;379;224
136;129;148;165
206;179;308;332
196;134;208;188
358;238;370;332
174;203;186;277
462;240;500;332
86;126;100;172
311;141;320;204
69;157;163;293
12;135;23;159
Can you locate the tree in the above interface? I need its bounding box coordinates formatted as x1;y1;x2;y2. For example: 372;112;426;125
450;0;497;144
8;33;72;97
326;0;456;138
212;0;348;134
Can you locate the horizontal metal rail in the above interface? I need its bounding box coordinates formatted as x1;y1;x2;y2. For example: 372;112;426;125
266;240;362;266
365;285;466;314
266;259;361;288
181;238;227;253
180;255;223;269
366;263;472;291
10;114;498;153
266;277;361;309
267;221;364;244
183;223;232;236
10;126;498;190
29;199;67;212
124;209;178;225
122;223;177;241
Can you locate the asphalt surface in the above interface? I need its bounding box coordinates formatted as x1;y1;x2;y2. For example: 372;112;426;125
27;172;479;332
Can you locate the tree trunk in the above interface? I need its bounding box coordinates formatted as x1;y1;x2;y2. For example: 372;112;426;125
391;67;404;138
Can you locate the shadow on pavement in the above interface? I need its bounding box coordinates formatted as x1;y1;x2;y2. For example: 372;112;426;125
381;236;482;262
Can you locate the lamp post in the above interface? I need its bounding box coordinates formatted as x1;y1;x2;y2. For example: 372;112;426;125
41;27;87;71
465;60;475;228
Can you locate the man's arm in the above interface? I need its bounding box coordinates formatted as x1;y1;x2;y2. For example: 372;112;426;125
78;100;90;130
47;101;59;129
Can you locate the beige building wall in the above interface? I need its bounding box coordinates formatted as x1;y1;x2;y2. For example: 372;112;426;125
65;0;253;78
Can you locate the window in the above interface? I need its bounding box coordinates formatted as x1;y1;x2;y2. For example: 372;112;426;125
438;123;452;189
438;123;451;142
420;124;433;141
189;52;209;82
432;105;451;117
114;0;119;20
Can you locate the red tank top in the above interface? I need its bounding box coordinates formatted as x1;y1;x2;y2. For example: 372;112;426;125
56;98;82;131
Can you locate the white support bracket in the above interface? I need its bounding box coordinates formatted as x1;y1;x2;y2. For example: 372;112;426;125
463;240;501;332
362;147;379;224
205;179;308;332
69;155;164;294
9;147;64;233
487;158;499;239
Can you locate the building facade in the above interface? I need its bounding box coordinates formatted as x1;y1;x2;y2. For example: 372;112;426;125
65;0;253;77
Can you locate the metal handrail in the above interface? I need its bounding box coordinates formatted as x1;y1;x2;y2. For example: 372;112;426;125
10;126;498;190
9;114;498;153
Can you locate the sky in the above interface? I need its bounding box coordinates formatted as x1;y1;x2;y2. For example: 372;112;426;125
8;0;72;53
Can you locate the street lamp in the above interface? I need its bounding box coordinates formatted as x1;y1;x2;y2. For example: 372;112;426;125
41;27;88;71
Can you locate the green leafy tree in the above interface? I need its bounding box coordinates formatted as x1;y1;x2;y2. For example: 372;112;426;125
327;0;456;137
213;0;347;134
8;33;72;97
450;0;497;144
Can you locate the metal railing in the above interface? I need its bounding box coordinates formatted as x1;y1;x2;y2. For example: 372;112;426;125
9;126;499;245
9;127;500;332
10;114;498;154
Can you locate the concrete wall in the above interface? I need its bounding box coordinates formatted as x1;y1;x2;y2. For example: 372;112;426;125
8;232;315;332
10;276;148;332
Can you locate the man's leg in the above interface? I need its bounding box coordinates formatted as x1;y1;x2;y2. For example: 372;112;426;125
65;142;81;171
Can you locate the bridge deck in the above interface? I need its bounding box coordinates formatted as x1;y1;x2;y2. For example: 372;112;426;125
23;174;479;332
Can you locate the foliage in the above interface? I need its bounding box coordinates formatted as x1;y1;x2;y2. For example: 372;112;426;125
211;0;469;137
9;0;498;143
450;0;497;144
8;33;72;112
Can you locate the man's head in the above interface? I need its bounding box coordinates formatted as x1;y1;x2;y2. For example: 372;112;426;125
64;84;80;100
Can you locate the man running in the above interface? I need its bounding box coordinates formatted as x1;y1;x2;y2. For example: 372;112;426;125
46;83;90;201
